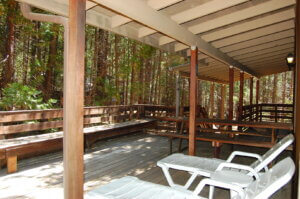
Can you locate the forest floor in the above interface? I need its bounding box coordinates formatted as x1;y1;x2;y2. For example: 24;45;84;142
0;132;292;199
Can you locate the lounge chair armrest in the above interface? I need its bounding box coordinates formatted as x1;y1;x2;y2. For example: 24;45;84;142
227;151;263;162
216;162;259;179
193;178;245;198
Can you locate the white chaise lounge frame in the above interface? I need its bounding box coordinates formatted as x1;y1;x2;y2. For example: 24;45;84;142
157;134;294;189
85;157;295;199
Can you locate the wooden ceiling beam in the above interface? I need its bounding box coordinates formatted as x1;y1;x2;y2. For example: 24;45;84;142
220;29;294;53
212;20;295;48
180;72;229;85
161;0;295;47
93;0;258;77
176;8;296;52
111;0;182;28
17;0;177;53
202;7;295;42
233;43;294;60
227;37;294;57
139;0;249;39
239;47;294;63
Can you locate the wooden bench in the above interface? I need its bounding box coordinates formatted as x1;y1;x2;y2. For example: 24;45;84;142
0;105;156;173
152;116;293;155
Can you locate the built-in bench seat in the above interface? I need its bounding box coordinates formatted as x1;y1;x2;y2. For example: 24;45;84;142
0;119;156;173
0;106;156;173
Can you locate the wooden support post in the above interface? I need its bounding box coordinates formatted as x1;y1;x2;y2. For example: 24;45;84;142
212;142;221;158
209;83;215;118
293;0;300;197
250;77;254;106
228;66;234;151
220;85;226;119
256;79;260;121
189;46;198;156
175;73;180;118
238;71;244;120
7;156;17;174
64;1;85;199
228;66;234;122
250;77;254;121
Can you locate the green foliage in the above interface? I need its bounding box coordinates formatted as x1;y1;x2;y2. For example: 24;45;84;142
0;83;57;110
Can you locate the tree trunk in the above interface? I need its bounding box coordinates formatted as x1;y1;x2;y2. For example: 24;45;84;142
130;43;136;105
272;74;278;104
43;24;59;101
282;72;287;104
114;35;121;104
1;0;17;90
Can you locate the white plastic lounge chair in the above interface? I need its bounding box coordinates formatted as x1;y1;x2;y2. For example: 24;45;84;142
85;157;295;199
157;134;294;189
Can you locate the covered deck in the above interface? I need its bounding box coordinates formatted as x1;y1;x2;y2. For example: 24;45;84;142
0;132;292;199
2;0;300;198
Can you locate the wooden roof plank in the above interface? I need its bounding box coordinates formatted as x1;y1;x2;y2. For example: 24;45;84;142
93;0;258;77
111;0;182;28
189;0;295;35
212;20;295;48
220;29;294;53
140;0;249;39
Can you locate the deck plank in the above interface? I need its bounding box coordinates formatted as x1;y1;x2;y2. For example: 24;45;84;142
0;133;292;199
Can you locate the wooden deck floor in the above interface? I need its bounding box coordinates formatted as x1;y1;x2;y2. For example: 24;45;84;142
0;132;292;199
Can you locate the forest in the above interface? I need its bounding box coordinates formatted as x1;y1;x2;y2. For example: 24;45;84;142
0;0;294;118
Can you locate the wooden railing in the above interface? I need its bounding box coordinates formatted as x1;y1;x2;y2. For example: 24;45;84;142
0;105;144;137
0;105;176;137
240;104;293;123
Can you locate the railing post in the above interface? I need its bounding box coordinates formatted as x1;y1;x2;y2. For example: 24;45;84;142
275;104;278;123
260;105;262;122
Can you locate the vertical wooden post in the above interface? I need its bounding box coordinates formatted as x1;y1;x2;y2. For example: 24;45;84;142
250;77;254;106
64;1;85;199
250;77;254;121
293;0;300;197
228;66;234;121
175;72;180;117
209;83;215;118
256;79;260;121
220;85;226;119
256;79;260;104
238;71;244;120
189;46;198;156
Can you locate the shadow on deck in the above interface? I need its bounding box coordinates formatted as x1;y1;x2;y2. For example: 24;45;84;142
0;132;292;199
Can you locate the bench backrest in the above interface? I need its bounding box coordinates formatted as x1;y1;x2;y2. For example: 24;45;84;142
246;157;295;199
0;105;143;137
250;134;294;172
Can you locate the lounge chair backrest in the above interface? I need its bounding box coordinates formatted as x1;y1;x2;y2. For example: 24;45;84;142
245;157;295;199
250;134;294;172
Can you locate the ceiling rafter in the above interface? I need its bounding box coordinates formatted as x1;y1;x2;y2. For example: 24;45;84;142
212;20;295;48
92;0;258;77
111;0;182;28
138;0;249;38
160;0;295;47
17;0;178;54
175;7;296;52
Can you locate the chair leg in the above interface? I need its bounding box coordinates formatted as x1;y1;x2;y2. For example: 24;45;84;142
7;155;17;173
214;146;220;158
161;167;176;187
169;138;173;154
178;138;183;152
184;172;198;189
209;186;214;199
